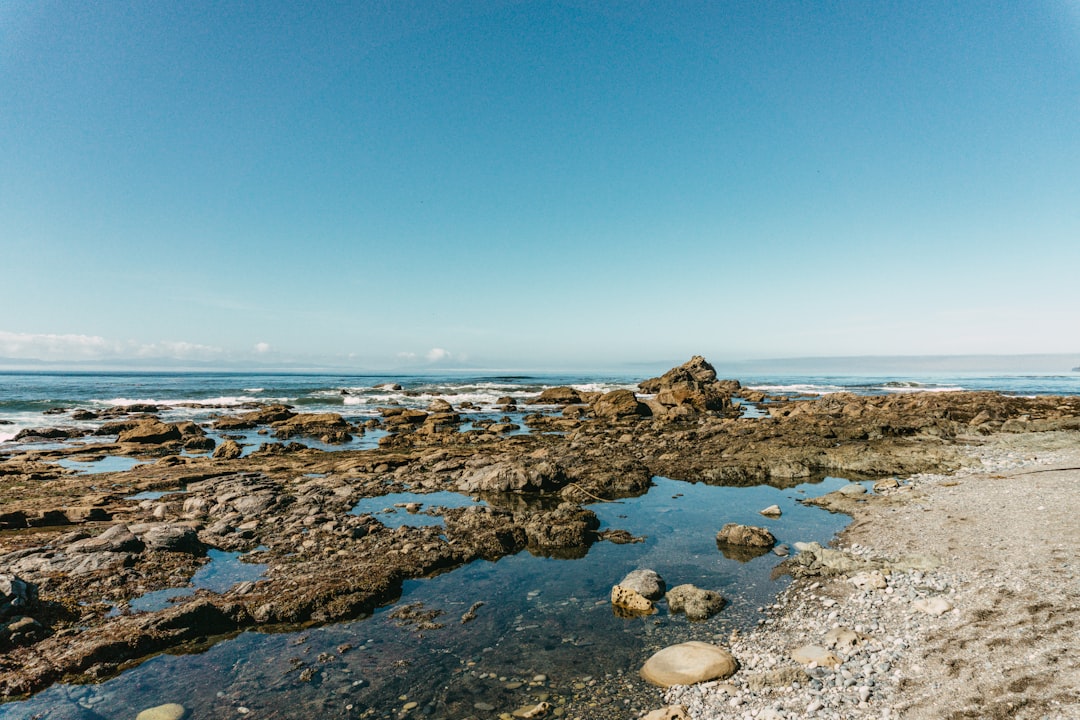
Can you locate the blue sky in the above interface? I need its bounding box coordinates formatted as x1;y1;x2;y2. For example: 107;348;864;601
2;1;1078;370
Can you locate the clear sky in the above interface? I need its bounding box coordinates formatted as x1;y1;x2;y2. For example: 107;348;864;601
2;1;1078;370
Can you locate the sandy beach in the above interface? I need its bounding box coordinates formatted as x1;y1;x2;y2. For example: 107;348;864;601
662;431;1080;719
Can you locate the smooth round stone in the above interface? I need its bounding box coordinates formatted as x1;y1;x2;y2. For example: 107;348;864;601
640;641;738;687
135;704;187;720
838;483;868;496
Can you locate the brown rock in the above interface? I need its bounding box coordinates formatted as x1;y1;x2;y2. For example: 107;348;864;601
716;523;776;548
640;641;738;687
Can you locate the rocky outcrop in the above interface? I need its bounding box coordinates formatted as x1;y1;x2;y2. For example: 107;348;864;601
716;523;776;547
271;413;352;443
457;460;565;493
638;356;737;417
591;389;650;419
117;421;183;445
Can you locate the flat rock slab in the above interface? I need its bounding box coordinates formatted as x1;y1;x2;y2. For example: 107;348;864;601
640;641;738;687
913;596;954;616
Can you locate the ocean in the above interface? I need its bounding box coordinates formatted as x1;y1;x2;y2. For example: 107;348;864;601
3;369;1079;445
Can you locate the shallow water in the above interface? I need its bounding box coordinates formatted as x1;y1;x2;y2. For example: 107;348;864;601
2;475;865;720
55;456;145;474
350;490;486;528
126;549;268;614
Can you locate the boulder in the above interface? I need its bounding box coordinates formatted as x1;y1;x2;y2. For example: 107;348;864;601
135;703;187;720
716;523;776;548
271;413;351;443
837;483;868;496
457;461;563;493
118;421;183;444
666;584;727;621
531;386;583;405
617;569;666;600
0;574;37;618
135;524;205;554
640;641;738;687
759;504;782;517
637;356;737;414
212;439;243;460
68;524;145;554
611;585;655;615
427;398;454;413
591;389;650;419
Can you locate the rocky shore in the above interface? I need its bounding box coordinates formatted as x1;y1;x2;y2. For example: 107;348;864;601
656;432;1080;720
2;357;1079;718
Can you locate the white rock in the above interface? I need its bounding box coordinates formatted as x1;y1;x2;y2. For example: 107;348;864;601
912;596;954;616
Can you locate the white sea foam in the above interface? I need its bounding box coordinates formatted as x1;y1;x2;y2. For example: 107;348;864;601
100;396;259;408
745;384;847;395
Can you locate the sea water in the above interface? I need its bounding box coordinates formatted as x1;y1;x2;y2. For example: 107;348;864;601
1;369;1078;717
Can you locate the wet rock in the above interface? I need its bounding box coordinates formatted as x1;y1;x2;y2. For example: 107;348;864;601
133;524;205;554
531;386;584;405
837;482;868;496
511;701;551;718
457;460;564;493
640;641;738;687
666;584;727;621
638;356;737;415
0;615;45;648
212;439;243;459
118;421;183;444
271;413;352;443
618;569;666;600
591;389;650;419
135;702;187;720
611;585;655;615
68;524;145;554
0;574;37;618
716;523;776;548
427;398;454;413
759;504;782;517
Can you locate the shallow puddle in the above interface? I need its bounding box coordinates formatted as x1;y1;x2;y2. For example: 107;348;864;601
350;490;486;528
55;456;145;474
3;476;862;720
125;549;268;614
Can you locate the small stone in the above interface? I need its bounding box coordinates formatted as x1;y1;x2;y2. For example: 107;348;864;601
759;504;782;517
913;596;954;616
511;701;551;718
791;645;842;668
611;585;655;615
640;706;690;720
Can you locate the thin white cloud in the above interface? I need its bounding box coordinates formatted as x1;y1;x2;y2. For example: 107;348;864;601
0;330;223;362
254;342;272;354
425;347;451;363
